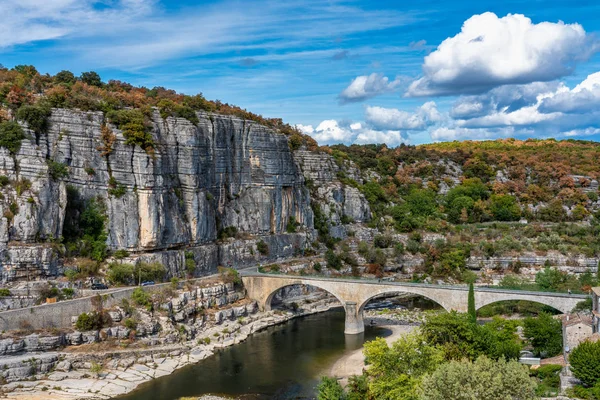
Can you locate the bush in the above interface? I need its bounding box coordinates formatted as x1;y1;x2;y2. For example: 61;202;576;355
256;240;269;255
570;340;600;387
123;318;137;330
0;288;11;296
75;312;104;331
106;109;154;153
286;216;298;233
0;121;26;154
217;266;241;285
107;262;135;285
47;160;69;180
325;249;342;270
218;226;238;240
16;104;51;133
132;288;151;307
317;376;346;400
373;234;393;248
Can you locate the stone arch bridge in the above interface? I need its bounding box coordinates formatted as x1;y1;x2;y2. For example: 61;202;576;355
241;273;587;334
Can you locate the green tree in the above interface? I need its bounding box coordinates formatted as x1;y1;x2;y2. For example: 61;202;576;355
447;196;475;224
489;194;521;221
80;71;103;87
364;333;444;399
0;121;25;154
468;282;476;323
523;312;563;357
445;178;490;205
420;356;537;400
570;340;600;387
54;70;76;85
406;189;437;218
317;376;346;400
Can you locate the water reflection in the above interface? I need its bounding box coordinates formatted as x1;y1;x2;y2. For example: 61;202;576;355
117;309;388;400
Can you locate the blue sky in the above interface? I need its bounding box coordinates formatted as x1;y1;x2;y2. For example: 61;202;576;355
1;0;600;145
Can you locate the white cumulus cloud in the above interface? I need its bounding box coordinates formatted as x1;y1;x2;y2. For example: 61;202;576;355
339;73;405;103
407;12;596;97
365;102;441;130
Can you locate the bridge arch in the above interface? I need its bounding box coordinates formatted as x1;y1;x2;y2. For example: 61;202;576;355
263;283;344;312
474;291;584;314
358;289;450;315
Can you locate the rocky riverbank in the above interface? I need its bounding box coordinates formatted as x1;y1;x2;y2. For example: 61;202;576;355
0;299;339;400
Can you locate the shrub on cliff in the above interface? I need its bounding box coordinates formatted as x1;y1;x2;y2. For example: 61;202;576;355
16;104;52;134
75;312;104;331
256;240;269;255
106;109;154;153
0;121;25;154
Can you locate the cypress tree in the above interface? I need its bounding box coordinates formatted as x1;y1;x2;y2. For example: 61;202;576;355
468;282;476;323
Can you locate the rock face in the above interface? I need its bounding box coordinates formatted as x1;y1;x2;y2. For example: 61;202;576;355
0;109;322;282
294;150;371;239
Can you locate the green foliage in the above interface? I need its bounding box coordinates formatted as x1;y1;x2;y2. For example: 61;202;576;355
75;312;104;331
63;187;108;261
0;121;26;154
218;266;241;285
463;157;496;182
421;312;521;361
406;189;438;218
570;340;600;387
107;176;127;198
0;288;11;296
374;234;393;248
157;99;199;124
573;298;593;313
106;109;154;153
218;226;238;240
420;356;537;400
467;282;476;323
347;375;369;400
107;262;135;285
47;160;69;180
445;178;490;205
124;318;137;330
447;195;475;223
286;216;298;233
16;105;52;133
531;364;562;397
113;249;130;259
364;333;444;400
80;71;103;87
256;240;269;255
489;194;521;221
325;249;342;270
523;312;563;357
317;376;346;400
132;287;151;307
185;251;196;276
54;70;76;85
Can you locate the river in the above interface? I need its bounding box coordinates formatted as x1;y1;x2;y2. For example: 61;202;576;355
116;308;390;400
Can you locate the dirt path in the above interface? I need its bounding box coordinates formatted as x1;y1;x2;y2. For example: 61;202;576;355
329;325;416;385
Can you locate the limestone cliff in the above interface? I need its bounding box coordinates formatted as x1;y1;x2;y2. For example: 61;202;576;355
0;109;371;282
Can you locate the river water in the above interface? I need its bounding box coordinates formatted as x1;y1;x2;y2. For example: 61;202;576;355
117;308;390;400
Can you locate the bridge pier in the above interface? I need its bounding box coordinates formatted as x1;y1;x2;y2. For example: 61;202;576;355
344;301;364;335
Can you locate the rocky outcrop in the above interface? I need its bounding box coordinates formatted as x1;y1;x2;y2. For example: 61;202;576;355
0;109;321;282
295;150;371;239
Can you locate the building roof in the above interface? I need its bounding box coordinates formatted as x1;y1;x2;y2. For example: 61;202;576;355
562;313;593;328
